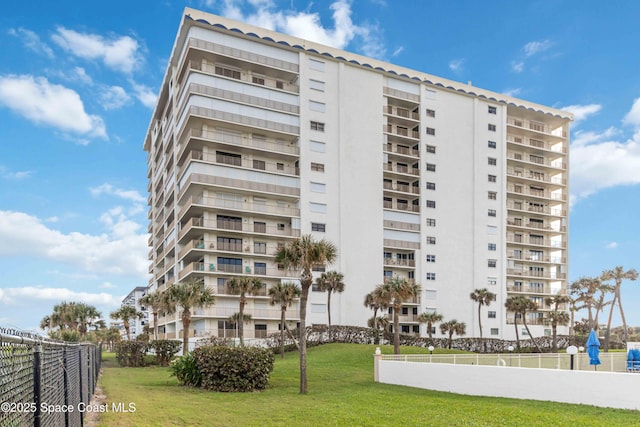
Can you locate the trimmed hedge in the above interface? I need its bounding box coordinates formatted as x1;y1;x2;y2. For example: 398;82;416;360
115;341;147;367
150;340;181;366
193;345;275;392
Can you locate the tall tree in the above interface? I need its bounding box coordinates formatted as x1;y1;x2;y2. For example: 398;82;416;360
40;301;103;341
505;296;541;352
275;234;337;394
165;280;216;355
364;287;390;344
139;291;165;341
439;319;466;349
470;288;496;352
569;276;603;330
110;305;143;341
544;294;570;352
227;276;264;347
417;311;443;340
602;266;639;344
268;281;301;359
375;276;422;355
314;271;345;332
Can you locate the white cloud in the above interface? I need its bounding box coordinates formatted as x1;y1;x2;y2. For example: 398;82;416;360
511;61;524;73
52;27;142;74
130;81;157;108
448;59;464;73
605;242;618;249
560;104;601;124
0;75;107;139
524;40;552;57
219;0;387;59
391;46;404;57
100;85;132;110
0;286;121;307
502;88;522;97
72;67;93;85
90;183;146;203
0;210;149;279
623;97;640;128
0;166;33;180
8;27;54;58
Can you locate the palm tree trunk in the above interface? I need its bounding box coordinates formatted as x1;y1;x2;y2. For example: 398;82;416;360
448;331;453;349
327;292;332;341
280;308;286;359
125;320;131;341
239;298;245;347
604;293;617;352
427;322;432;340
182;310;191;355
393;305;400;355
523;320;541;353
477;304;484;353
551;323;558;352
617;287;630;341
153;312;159;341
299;278;310;394
514;317;520;351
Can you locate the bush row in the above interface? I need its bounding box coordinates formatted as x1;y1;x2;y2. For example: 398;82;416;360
115;339;181;367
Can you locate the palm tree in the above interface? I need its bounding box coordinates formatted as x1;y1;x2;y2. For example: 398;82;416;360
602;266;639;344
439;319;466;349
470;288;495;352
417;311;443;340
165;280;216;355
275;234;337;394
227;276;264;346
228;312;253;339
110;305;143;341
570;276;603;330
505;296;540;352
269;282;301;359
545;294;570;352
314;271;345;333
375;276;422;355
139;291;165;341
364;287;389;344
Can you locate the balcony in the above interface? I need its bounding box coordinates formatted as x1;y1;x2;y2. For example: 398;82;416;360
506;317;547;326
179;150;300;177
186;105;299;136
507;152;567;170
507;203;567;217
384;143;420;159
507;185;566;201
383;163;420;176
178;195;300;221
384;105;420;121
507;219;566;233
384;124;420;140
383;258;416;267
383;181;420;195
506;168;567;186
193;305;298;320
383;199;420;213
506;118;567;138
507;252;566;264
506;284;555;294
506;268;567;279
178;261;297;280
506;135;567;153
383;220;420;232
506;234;567;248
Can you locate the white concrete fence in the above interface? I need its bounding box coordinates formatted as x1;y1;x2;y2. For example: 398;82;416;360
374;350;639;411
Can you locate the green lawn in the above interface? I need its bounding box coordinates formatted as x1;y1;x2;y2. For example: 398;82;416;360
96;344;637;426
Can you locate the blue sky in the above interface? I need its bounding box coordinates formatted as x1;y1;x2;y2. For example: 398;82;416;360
1;0;639;332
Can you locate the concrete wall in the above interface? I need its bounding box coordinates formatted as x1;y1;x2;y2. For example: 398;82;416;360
377;359;639;411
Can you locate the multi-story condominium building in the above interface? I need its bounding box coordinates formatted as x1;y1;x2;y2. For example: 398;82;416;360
144;7;571;344
121;286;149;340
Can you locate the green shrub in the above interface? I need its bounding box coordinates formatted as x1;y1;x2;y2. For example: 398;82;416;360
170;352;201;387
193;346;274;392
150;340;181;366
115;341;148;367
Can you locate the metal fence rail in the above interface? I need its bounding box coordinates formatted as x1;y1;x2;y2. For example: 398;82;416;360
0;327;101;427
380;352;628;372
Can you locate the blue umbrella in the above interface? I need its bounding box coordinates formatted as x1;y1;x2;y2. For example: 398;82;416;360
586;329;601;370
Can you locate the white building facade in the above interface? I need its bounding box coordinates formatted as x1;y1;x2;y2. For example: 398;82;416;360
144;8;571;343
121;286;149;340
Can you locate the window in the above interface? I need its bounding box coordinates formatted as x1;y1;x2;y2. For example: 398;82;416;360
310;121;325;131
254;262;267;275
488;259;497;268
215;66;240;80
217;236;242;251
488;140;497;149
384;270;392;278
488;175;497;182
310;182;326;193
426;255;436;262
426;182;436;190
408;271;415;279
426;163;436;172
276;81;284;89
487;225;497;235
426;109;435;117
426;236;436;244
488;106;497;114
426;218;436;227
426;273;436;280
253;159;266;170
311;304;326;313
310;101;326;112
426;127;436;136
309;79;325;91
277;223;285;231
488;209;496;217
488;191;497;200
488;243;496;251
254;242;266;254
426;145;436;154
488;157;497;166
488;277;497;286
310;141;326;153
488;311;497;319
311;162;325;172
491;328;499;336
488;124;496;131
311;222;325;232
252;76;265;85
309;58;325;71
218;257;242;273
253;221;266;233
426;200;436;208
312;265;326;272
310;202;327;213
216;151;241;166
276;162;284;171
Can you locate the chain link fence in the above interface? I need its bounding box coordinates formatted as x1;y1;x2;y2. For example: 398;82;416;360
0;327;101;427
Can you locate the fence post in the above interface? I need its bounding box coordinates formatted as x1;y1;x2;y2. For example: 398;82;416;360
63;347;69;427
374;347;381;382
33;344;42;427
78;348;84;427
